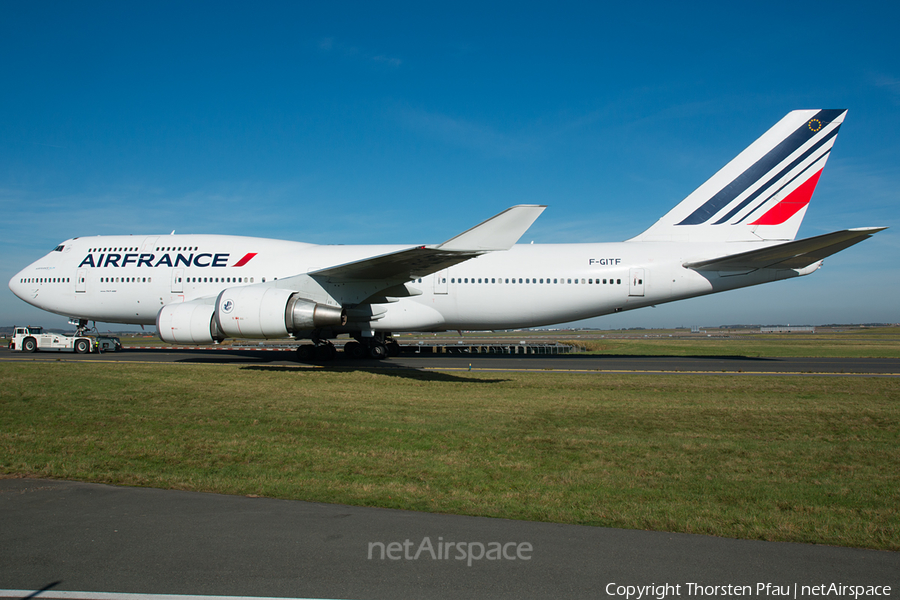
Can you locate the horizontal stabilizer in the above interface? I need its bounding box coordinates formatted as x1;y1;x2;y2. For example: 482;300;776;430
684;227;887;271
311;205;545;282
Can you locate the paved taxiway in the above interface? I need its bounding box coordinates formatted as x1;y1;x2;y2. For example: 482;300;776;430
2;479;898;600
3;347;899;376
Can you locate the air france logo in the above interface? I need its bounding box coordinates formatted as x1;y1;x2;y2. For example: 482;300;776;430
222;300;234;313
77;251;257;269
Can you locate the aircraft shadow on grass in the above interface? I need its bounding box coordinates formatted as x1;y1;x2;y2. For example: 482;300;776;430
170;349;506;381
239;364;508;383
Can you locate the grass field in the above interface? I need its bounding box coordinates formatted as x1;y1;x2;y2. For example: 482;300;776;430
2;361;898;550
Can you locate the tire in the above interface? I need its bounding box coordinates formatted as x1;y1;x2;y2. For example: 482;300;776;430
368;343;388;360
386;341;401;357
296;345;315;361
314;344;336;361
345;341;367;359
74;339;90;354
23;337;37;353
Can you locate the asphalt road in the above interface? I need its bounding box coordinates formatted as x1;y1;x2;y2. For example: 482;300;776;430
2;479;898;600
2;346;899;375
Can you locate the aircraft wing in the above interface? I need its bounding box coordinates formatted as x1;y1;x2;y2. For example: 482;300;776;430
684;227;887;271
311;205;546;282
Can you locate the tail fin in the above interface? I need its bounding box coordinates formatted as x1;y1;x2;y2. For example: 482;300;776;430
630;110;847;243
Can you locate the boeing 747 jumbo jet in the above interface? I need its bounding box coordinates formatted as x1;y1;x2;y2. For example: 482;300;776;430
9;110;886;359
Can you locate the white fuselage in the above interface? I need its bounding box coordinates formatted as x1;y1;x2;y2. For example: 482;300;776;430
9;233;805;335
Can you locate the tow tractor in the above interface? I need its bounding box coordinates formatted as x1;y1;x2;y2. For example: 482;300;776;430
9;325;118;354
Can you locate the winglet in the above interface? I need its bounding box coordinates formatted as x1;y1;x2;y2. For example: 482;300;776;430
437;205;546;251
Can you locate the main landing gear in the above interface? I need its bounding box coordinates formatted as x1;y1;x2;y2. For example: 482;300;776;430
343;333;400;360
342;339;399;359
295;341;337;361
294;333;400;362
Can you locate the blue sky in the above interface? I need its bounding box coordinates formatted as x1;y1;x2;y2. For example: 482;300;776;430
2;1;898;330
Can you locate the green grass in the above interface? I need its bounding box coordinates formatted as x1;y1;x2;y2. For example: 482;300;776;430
2;362;898;550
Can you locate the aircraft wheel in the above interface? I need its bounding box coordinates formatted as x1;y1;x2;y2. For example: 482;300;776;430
368;343;388;360
74;339;90;354
23;338;37;353
344;341;367;359
315;344;336;361
296;345;315;361
386;341;401;357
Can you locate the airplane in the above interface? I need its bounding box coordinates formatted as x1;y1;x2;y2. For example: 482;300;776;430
8;109;886;360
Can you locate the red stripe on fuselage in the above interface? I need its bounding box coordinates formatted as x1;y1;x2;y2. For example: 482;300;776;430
232;252;257;267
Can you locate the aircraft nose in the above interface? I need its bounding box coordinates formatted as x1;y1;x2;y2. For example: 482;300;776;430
9;270;28;301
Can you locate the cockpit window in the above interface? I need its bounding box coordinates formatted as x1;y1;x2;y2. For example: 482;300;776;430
53;245;65;252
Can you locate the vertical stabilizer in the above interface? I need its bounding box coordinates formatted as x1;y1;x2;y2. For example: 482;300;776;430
630;110;847;243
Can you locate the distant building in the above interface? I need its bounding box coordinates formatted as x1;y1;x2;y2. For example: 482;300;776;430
760;326;815;333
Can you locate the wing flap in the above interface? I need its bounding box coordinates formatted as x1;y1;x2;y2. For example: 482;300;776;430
684;227;887;271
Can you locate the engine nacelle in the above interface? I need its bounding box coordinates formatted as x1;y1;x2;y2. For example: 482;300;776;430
157;301;224;344
215;286;345;339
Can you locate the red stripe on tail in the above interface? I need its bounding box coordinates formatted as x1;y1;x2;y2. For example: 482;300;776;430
750;170;822;226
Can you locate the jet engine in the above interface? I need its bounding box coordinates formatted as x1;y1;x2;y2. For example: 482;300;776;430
157;287;344;344
157;300;224;344
214;286;345;339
